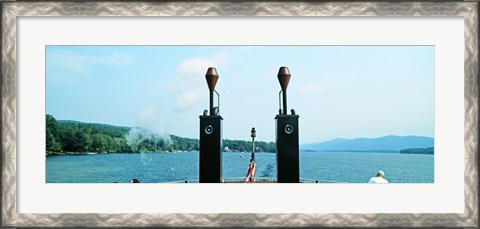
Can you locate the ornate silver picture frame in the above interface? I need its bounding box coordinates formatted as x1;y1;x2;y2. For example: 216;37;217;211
1;1;478;227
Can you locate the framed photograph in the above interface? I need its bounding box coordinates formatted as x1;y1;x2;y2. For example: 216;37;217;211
2;1;478;227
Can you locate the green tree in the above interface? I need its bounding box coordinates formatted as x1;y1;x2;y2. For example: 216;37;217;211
73;130;92;152
118;138;131;152
46;114;62;152
92;134;108;152
46;130;56;151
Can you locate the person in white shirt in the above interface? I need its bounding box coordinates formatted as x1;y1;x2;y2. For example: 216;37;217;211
368;170;389;183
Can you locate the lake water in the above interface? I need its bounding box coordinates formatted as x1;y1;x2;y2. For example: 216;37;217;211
46;151;433;183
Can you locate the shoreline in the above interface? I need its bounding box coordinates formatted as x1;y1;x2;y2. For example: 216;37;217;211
46;151;276;156
301;150;433;155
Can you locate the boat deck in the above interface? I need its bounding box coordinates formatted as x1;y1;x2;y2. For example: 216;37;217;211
173;178;337;183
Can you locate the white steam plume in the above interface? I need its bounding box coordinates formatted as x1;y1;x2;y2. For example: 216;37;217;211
125;107;171;152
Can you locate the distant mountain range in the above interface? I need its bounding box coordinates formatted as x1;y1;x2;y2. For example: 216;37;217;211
300;135;434;152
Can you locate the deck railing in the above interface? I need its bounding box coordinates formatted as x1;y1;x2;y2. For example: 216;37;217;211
170;177;340;183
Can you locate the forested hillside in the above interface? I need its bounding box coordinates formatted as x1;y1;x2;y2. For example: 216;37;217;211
46;114;275;154
399;147;434;154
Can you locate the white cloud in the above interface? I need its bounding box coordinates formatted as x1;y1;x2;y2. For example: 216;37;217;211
294;84;324;94
172;89;203;113
240;46;256;53
48;50;134;73
160;81;178;90
171;54;229;113
136;106;168;135
178;57;216;81
89;51;134;66
263;68;280;81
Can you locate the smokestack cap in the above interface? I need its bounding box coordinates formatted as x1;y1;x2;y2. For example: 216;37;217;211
277;66;291;91
205;67;219;92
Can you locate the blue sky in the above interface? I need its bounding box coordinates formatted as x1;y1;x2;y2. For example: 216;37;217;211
46;46;434;143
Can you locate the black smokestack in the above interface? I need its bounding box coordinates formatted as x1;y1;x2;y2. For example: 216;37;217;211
205;67;219;116
277;67;291;115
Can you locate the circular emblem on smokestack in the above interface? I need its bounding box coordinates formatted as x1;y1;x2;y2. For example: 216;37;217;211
205;67;219;92
205;125;213;135
277;66;291;91
284;124;294;134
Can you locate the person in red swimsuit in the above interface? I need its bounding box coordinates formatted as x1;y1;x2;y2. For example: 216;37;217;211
244;159;256;183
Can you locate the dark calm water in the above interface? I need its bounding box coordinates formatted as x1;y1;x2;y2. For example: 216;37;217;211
46;151;434;183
